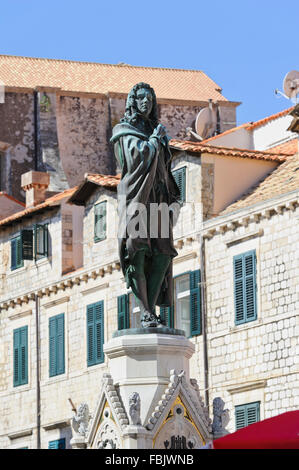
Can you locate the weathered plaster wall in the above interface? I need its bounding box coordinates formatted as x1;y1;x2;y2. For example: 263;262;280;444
57;95;115;187
38;92;68;192
159;103;203;140
0;93;35;202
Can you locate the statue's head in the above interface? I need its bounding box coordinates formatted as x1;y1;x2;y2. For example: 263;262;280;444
121;82;158;128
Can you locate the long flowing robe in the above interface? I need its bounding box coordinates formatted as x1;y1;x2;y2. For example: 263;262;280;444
111;121;180;306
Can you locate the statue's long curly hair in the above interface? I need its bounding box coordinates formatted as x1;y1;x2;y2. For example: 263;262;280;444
121;82;159;128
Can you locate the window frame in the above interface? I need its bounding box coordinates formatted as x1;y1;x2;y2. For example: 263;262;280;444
94;200;107;243
160;269;201;337
172;166;186;203
34;223;49;260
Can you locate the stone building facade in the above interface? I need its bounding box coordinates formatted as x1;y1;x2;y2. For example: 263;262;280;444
0;116;297;447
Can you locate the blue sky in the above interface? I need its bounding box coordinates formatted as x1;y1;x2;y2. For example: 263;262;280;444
0;0;298;125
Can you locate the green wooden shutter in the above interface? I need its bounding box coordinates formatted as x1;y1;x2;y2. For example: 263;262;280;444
172;167;186;202
94;201;107;242
48;438;66;449
87;305;95;366
190;269;201;336
56;314;65;375
49;314;65;377
11;238;17;270
11;235;23;270
235;402;260;430
234;250;257;325
20;327;28;384
160;305;174;328
244;252;257;321
117;294;130;330
16;236;23;267
13;326;28;387
95;302;104;364
21;229;33;260
87;301;104;366
49;317;56;377
13;329;19;386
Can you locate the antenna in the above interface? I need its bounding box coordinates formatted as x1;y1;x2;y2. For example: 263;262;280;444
195;101;217;140
275;71;299;104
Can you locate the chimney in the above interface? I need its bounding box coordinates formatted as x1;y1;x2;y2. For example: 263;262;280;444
21;171;50;208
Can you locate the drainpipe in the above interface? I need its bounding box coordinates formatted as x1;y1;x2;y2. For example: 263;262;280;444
33;90;39;171
35;294;41;449
199;233;209;409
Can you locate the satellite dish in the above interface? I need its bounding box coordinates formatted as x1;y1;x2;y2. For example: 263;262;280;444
283;70;299;102
195;106;217;140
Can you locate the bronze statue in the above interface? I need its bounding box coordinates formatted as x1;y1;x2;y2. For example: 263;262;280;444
111;83;180;327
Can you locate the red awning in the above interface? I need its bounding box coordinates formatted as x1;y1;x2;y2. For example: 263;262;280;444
212;411;299;449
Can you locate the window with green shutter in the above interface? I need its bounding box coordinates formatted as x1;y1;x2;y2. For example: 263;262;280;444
172;167;186;203
117;294;130;330
234;250;257;325
87;301;104;366
34;224;49;259
49;314;65;377
13;326;28;387
165;270;201;337
48;438;66;449
94;201;107;242
235;402;260;430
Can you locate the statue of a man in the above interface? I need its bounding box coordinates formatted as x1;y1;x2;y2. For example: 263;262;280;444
111;82;180;327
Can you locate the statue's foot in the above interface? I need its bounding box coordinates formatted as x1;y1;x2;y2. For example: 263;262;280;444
141;310;160;328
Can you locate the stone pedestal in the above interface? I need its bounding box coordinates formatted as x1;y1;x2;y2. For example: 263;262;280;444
104;328;194;425
71;329;214;449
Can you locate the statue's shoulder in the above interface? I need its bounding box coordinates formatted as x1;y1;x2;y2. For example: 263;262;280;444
111;122;147;143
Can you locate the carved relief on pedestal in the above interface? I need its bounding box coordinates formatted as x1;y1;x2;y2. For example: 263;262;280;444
71;402;91;438
129;392;141;425
94;405;121;449
153;396;205;449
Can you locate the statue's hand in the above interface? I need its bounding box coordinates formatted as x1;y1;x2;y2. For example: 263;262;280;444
152;124;167;139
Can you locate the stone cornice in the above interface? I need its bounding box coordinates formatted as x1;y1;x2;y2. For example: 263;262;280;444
8;428;33;440
0;261;121;311
203;191;299;240
227;380;267;394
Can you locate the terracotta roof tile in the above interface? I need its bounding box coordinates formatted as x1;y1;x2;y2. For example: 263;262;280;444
170;139;289;162
0;186;77;228
267;138;298;155
85;173;121;187
0;55;228;102
221;154;299;215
